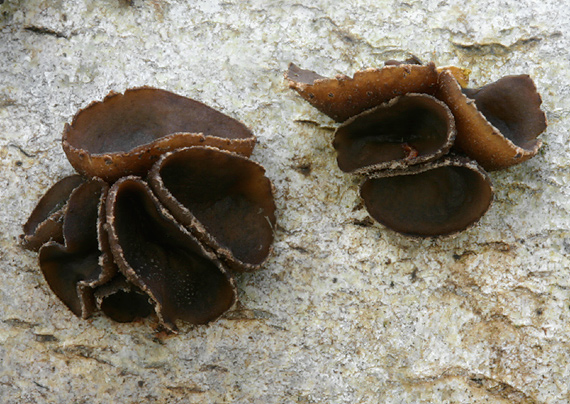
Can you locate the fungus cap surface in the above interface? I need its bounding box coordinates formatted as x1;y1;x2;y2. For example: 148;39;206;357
21;175;85;251
63;87;256;182
39;178;115;318
285;62;439;122
106;176;237;332
436;71;546;171
361;157;493;237
333;93;456;174
148;146;276;272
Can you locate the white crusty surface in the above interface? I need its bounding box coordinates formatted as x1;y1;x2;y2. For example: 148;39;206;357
1;0;569;403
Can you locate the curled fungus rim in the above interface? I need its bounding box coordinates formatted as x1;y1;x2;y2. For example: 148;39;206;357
286;59;546;236
333;93;456;175
62;87;257;182
22;88;276;332
361;156;494;237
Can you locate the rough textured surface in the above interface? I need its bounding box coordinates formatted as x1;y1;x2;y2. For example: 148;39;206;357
1;1;569;403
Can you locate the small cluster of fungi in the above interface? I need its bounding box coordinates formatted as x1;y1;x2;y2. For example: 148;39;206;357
21;88;276;332
286;58;547;236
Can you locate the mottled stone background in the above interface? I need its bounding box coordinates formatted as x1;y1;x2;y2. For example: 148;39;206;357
1;0;569;403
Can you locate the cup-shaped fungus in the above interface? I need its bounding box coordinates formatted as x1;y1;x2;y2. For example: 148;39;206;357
39;178;116;318
437;70;546;171
286;58;547;237
360;157;493;237
21;175;85;251
63;87;257;182
285;62;439;122
148;146;276;272
22;88;276;332
106;177;237;332
93;276;154;323
333;94;456;174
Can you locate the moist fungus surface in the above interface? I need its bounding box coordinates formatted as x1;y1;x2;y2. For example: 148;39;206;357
285;62;439;122
106;177;237;331
21;174;85;251
361;157;493;237
437;70;546;171
63;87;257;182
22;88;276;332
148;146;276;271
287;59;546;236
333;93;456;174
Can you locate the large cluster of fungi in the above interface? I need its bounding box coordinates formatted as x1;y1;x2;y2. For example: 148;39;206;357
286;58;547;237
21;88;276;332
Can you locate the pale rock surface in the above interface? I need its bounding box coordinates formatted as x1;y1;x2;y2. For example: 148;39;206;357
1;0;569;403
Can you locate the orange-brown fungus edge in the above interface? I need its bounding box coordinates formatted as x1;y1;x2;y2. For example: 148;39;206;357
437;70;546;171
285;62;439;122
63;87;257;182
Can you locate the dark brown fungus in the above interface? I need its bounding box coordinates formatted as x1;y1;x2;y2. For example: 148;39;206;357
148;146;276;272
437;70;546;171
360;157;493;237
39;178;116;318
94;276;154;323
23;87;275;331
106;177;237;332
21;175;84;251
63;87;256;182
286;59;545;237
285;62;439;122
333;94;456;174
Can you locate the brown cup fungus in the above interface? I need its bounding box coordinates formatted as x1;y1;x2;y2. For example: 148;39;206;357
333;93;456;174
106;177;237;330
285;62;439;122
361;157;493;237
148;146;276;272
63;87;257;182
22;175;85;251
286;59;546;236
22;88;276;332
437;70;546;171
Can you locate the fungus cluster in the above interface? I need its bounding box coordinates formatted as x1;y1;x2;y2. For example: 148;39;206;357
22;88;276;332
286;59;546;236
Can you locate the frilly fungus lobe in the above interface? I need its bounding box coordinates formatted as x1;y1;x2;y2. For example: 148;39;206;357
286;62;439;122
63;87;257;182
106;177;236;331
333;93;456;174
148;146;276;272
39;178;117;318
21;175;85;251
361;157;493;237
23;88;276;332
437;70;546;171
287;59;546;236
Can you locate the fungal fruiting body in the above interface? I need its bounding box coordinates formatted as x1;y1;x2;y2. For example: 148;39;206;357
361;157;493;237
286;60;546;236
62;88;257;182
437;70;546;171
333;93;456;174
286;62;439;122
22;88;276;332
